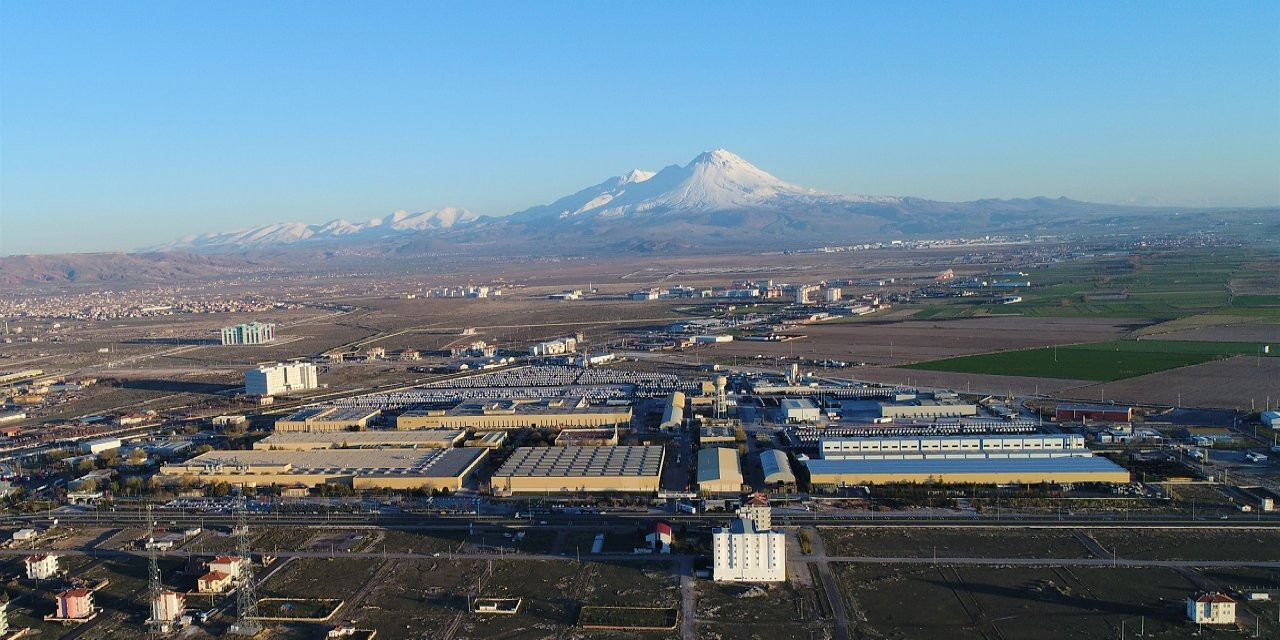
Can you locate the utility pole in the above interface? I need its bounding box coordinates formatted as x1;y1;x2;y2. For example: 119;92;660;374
146;504;161;633
228;496;261;635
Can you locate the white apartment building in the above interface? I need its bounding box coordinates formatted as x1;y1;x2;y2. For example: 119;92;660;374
25;553;59;580
245;362;318;397
712;505;786;582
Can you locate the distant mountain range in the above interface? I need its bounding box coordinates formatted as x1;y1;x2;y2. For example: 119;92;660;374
3;149;1274;287
157;207;478;251
154;149;1196;254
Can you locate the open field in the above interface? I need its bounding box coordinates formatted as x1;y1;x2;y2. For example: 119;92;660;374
903;339;1276;382
696;579;829;638
849;366;1089;397
1134;312;1280;339
1149;321;1280;343
820;527;1093;559
260;557;382;600
707;315;1142;367
345;558;681;640
834;563;1268;639
973;249;1280;320
1060;355;1280;409
1085;528;1280;562
578;605;678;630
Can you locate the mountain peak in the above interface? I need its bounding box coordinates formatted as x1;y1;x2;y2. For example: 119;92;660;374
619;169;656;185
693;148;749;165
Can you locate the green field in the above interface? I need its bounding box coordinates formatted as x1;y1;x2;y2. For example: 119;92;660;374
913;250;1280;320
903;339;1275;381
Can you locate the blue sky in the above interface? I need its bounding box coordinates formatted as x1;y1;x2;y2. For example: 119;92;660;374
2;1;1277;255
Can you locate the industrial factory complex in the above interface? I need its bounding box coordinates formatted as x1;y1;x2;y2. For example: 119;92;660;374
150;359;1146;497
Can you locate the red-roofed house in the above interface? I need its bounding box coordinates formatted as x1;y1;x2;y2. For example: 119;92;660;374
25;553;58;580
208;555;245;577
645;521;673;553
1187;593;1236;625
198;570;233;594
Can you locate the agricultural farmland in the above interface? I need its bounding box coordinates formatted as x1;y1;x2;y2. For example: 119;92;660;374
902;339;1276;381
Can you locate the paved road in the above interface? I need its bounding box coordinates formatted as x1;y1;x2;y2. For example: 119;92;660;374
17;509;1280;530
821;556;1280;568
678;556;695;640
806;526;850;640
12;542;1279;571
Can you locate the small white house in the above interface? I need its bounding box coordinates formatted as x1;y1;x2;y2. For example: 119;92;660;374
645;521;673;553
12;528;38;542
1187;592;1236;625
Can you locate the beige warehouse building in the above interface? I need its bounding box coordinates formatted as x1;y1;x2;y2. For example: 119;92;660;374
397;397;632;430
254;429;466;450
160;447;487;491
697;447;744;494
491;445;664;494
275;406;381;432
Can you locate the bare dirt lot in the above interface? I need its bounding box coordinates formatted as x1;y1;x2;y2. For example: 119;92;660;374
708;316;1146;367
1059;355;1280;409
847;366;1090;397
1085;528;1280;562
835;563;1270;640
820;527;1093;559
1146;319;1280;343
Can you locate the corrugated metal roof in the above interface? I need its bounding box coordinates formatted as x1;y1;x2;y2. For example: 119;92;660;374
805;456;1127;475
697;447;742;484
759;449;796;484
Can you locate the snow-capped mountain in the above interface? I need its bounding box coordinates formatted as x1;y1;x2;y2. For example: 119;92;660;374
510;149;897;223
160;208;478;250
152;149;1185;254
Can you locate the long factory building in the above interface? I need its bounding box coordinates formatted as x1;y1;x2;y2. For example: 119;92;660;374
160;447;487;491
275;406;381;432
254;429;466;450
397;397;632;430
491;445;664;494
806;434;1130;485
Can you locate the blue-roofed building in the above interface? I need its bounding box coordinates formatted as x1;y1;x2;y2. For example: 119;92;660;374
805;456;1130;486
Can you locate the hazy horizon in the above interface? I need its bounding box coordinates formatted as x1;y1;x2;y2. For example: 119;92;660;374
2;2;1278;255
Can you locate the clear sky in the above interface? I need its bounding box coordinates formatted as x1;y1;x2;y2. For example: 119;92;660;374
2;1;1277;255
